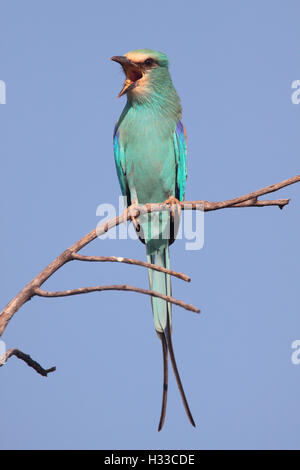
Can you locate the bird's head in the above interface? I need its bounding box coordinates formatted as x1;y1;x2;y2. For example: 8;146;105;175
111;49;171;100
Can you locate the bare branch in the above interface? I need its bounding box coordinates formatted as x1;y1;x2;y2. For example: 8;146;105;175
230;199;290;209
72;253;191;282
185;174;300;212
35;286;200;313
0;348;56;377
0;173;299;338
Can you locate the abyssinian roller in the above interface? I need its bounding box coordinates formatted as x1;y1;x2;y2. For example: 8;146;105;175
111;49;195;430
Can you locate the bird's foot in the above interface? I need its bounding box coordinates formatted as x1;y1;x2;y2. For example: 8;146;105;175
164;196;182;219
123;201;140;226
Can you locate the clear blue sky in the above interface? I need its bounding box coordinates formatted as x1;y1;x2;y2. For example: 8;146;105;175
1;0;300;450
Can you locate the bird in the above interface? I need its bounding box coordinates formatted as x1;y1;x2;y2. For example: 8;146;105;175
111;49;195;431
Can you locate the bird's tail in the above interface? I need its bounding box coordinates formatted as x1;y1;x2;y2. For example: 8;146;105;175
147;244;195;431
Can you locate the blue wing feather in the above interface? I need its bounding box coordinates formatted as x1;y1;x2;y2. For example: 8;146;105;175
113;126;129;201
173;121;187;201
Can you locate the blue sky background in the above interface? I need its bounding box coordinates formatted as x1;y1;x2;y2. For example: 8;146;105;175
1;0;300;450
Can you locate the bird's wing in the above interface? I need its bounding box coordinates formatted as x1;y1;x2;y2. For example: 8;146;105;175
173;120;188;201
113;125;130;202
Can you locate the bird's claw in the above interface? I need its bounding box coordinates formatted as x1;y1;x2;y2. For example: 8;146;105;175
123;202;140;226
164;196;182;220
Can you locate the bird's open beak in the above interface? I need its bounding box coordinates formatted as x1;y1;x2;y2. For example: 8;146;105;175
111;56;143;97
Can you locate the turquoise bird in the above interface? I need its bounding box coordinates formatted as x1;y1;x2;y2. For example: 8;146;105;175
111;49;195;430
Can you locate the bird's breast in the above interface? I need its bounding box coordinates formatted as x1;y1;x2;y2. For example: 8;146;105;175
118;109;177;204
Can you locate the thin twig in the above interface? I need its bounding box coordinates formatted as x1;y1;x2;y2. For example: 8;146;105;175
0;348;56;377
72;253;191;282
189;174;300;212
35;286;200;313
230;199;290;209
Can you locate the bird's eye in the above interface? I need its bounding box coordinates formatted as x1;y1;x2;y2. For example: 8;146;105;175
144;58;154;66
